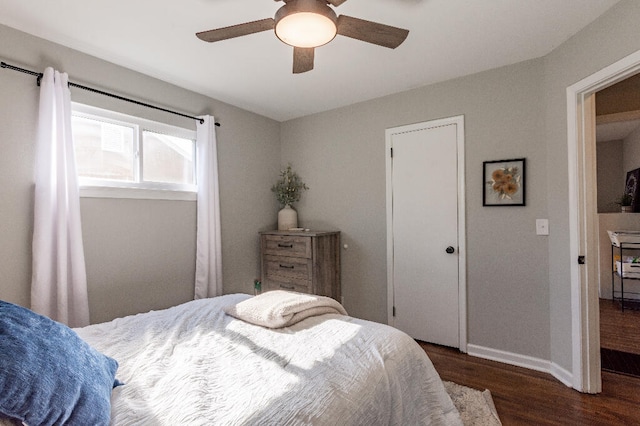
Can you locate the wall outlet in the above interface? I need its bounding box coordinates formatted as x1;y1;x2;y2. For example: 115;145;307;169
536;219;549;235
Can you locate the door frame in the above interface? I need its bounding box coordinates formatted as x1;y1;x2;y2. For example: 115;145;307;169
567;49;640;393
385;115;467;352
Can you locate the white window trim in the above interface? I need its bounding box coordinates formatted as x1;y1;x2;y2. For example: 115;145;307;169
72;103;197;201
79;186;197;201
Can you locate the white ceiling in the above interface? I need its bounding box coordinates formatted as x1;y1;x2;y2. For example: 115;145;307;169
0;0;621;121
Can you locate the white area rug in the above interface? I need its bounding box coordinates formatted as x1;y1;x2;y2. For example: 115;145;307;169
444;381;502;426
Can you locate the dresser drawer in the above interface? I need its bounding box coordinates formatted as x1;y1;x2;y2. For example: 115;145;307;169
260;230;341;301
263;279;312;294
263;235;311;258
264;255;312;281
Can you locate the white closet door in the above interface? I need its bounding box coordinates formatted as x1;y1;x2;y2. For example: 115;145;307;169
390;122;461;348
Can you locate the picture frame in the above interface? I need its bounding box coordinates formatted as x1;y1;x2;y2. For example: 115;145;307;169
483;158;526;206
624;168;640;212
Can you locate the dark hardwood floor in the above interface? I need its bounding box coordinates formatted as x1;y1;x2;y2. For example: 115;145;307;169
420;340;640;425
600;298;640;355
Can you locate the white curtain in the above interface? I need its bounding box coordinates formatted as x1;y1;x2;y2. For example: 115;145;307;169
31;67;90;327
194;115;223;298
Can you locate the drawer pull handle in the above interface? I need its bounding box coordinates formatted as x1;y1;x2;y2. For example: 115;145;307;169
278;244;294;248
279;284;295;290
279;264;295;269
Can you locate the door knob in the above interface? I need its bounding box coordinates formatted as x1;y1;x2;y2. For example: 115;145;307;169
445;246;455;254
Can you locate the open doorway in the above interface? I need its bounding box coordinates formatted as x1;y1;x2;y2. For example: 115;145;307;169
595;74;640;378
568;49;640;394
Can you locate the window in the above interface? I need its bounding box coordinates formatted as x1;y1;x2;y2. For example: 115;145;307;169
71;104;197;199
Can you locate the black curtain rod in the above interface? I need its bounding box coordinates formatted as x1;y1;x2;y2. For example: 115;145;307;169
1;61;220;127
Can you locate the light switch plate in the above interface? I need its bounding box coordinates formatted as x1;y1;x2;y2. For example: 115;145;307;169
536;219;549;235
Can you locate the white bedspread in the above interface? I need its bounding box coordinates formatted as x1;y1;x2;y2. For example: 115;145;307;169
76;294;462;426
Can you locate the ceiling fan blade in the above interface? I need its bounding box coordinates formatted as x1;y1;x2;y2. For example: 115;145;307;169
336;15;409;49
196;18;275;43
293;47;314;74
326;0;349;6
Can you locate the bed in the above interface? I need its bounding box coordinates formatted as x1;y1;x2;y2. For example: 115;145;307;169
0;291;462;425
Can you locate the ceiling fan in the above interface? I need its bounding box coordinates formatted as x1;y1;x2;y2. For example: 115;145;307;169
196;0;409;74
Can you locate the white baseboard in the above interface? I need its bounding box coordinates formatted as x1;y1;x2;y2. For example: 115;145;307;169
550;362;574;387
467;344;573;387
613;292;640;300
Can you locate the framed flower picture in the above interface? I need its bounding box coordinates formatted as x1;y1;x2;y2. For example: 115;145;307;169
483;158;526;206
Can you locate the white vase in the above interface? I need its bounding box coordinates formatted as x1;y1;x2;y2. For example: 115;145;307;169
278;204;298;230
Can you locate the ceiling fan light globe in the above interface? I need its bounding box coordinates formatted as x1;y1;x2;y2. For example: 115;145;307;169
276;12;337;48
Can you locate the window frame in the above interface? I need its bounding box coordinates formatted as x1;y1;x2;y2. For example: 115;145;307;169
71;103;197;201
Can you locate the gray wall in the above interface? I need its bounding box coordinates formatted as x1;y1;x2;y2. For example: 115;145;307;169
596;126;640;214
623;124;640;174
0;24;281;323
281;59;551;359
597;140;623;213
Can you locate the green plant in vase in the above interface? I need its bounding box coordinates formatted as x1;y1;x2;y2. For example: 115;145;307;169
271;165;309;230
615;193;633;212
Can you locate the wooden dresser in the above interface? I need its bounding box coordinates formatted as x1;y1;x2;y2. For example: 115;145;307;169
260;230;341;301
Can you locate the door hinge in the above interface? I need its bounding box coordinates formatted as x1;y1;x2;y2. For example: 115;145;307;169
393;306;396;317
578;255;585;265
390;147;393;158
